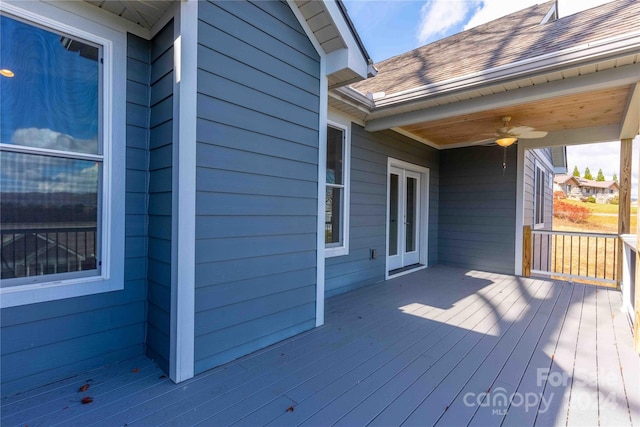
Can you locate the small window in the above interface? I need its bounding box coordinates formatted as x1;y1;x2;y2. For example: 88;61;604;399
325;123;350;257
534;163;545;228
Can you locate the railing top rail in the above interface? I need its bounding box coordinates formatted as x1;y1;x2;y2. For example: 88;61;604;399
531;230;618;239
0;227;97;234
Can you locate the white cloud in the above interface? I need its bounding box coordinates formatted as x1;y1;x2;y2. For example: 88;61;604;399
12;127;98;154
417;0;472;44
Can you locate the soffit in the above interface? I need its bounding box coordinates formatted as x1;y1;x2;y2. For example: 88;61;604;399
398;85;632;147
84;0;174;30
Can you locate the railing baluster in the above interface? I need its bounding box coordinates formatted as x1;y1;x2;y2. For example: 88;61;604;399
530;230;617;286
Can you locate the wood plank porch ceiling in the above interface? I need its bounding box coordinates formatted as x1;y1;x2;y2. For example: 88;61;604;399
400;85;632;147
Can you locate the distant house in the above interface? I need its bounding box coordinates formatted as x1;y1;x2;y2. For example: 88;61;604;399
554;174;619;203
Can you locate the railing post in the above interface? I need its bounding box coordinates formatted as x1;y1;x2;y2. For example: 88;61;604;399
523;225;531;277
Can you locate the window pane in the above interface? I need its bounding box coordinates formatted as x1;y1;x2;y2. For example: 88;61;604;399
325;187;342;245
0;14;100;154
326;127;343;185
1;151;100;281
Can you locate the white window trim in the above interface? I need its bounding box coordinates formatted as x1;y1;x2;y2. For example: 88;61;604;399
534;161;546;229
325;118;351;258
0;1;126;308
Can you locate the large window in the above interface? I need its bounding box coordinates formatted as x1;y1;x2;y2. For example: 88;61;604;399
534;163;545;228
0;3;126;307
0;14;102;285
325;123;350;257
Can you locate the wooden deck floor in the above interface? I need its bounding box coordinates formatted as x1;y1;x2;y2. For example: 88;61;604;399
2;266;639;426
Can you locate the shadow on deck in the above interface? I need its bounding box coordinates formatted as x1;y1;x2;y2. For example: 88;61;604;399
2;266;639;426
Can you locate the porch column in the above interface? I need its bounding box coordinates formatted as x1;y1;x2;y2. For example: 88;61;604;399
618;139;632;288
635;140;640;352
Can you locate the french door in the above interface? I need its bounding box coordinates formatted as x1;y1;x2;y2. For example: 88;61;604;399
388;166;421;271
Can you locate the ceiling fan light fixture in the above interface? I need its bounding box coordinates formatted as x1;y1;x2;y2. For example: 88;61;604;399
495;136;517;147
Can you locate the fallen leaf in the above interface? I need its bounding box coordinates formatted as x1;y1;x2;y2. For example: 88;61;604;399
81;397;94;404
551;354;555;361
159;375;167;379
286;406;294;413
357;316;362;319
78;384;90;393
132;368;139;373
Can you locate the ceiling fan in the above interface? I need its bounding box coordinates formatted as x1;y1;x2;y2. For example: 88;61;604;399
493;116;548;147
485;116;548;173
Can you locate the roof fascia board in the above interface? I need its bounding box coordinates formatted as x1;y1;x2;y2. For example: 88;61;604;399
365;62;640;132
620;83;640;139
373;31;640;108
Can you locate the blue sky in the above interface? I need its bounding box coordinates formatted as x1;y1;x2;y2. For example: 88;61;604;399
344;0;637;196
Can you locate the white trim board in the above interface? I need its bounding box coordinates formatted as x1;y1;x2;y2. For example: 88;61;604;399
287;0;327;328
169;0;197;383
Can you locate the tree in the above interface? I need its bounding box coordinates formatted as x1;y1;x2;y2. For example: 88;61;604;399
583;167;593;180
596;169;605;181
613;173;618;183
572;165;580;177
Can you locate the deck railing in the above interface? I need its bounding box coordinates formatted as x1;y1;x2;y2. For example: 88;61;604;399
1;226;97;280
528;228;619;285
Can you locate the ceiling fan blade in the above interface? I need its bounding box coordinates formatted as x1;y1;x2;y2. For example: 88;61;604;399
509;126;535;134
519;130;548;139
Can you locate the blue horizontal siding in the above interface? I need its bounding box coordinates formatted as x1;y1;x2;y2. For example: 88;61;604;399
438;146;517;274
0;33;150;397
193;0;320;374
145;20;174;374
325;125;440;297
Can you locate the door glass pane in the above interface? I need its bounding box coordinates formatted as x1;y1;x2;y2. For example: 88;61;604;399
406;176;417;252
389;173;399;256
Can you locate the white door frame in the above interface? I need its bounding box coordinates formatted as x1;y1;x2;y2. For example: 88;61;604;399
386;158;430;279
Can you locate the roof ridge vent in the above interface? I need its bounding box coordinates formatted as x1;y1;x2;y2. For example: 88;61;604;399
541;1;558;24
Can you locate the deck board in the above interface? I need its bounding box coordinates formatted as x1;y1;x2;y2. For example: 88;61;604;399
1;266;637;427
498;281;574;427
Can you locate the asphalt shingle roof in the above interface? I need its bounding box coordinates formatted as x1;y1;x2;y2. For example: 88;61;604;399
352;0;640;96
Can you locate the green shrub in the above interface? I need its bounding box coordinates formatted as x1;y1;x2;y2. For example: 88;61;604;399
608;195;619;205
586;196;596;203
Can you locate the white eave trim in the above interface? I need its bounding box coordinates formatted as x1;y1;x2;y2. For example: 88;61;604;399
322;1;368;83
